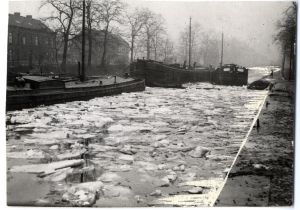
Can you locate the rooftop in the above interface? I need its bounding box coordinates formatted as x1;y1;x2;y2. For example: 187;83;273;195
75;29;129;48
9;12;53;33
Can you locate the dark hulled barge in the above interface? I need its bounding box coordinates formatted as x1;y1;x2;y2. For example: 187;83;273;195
6;0;147;112
211;64;248;86
130;17;248;88
6;76;145;111
130;59;248;88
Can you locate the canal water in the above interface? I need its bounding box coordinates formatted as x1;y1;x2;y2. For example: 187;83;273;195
6;67;272;206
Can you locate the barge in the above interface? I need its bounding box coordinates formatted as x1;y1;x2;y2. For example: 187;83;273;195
131;59;248;88
6;2;146;112
6;75;145;111
211;64;248;86
130;18;248;88
131;59;212;88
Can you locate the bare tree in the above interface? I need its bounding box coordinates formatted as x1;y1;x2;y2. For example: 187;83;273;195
275;2;296;80
84;0;102;68
71;0;100;68
196;31;220;67
162;37;174;63
177;30;189;63
124;8;147;63
151;23;166;61
142;10;165;60
176;22;202;64
41;0;80;73
97;0;125;68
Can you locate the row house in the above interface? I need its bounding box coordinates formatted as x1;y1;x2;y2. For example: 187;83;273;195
7;12;56;72
68;29;130;66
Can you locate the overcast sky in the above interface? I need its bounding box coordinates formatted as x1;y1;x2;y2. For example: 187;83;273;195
9;0;293;63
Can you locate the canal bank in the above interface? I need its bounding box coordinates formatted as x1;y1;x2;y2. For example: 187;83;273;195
215;75;295;206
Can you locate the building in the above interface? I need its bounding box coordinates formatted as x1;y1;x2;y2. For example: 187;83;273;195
7;12;56;73
68;29;130;66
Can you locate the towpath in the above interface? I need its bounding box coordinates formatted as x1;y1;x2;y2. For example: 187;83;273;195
215;73;295;206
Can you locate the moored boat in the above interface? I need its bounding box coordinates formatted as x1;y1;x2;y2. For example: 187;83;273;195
6;1;146;112
131;60;248;87
130;17;248;88
6;75;145;111
131;59;212;88
211;64;248;86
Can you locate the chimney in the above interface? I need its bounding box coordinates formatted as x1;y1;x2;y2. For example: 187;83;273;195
26;15;32;19
14;12;20;16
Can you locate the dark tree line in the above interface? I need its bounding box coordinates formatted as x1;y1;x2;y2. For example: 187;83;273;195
40;0;170;73
41;0;81;73
275;2;297;80
41;0;126;72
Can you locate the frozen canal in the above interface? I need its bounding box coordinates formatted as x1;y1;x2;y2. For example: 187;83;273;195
6;69;270;207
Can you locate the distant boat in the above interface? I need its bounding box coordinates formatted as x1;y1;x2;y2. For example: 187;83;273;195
130;18;248;88
211;64;248;86
211;33;248;86
131;59;211;88
130;17;213;88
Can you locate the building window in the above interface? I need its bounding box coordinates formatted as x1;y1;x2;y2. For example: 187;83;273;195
35;36;38;46
45;39;48;46
22;36;26;45
8;32;13;44
8;49;13;61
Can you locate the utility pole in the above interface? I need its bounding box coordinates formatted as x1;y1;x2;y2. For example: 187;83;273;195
81;0;86;82
220;32;224;68
188;17;192;69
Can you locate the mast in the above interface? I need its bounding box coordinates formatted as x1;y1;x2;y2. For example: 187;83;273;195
188;17;192;69
81;0;86;82
220;32;224;67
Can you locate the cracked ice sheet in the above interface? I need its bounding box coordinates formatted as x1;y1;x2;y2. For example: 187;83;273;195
6;82;268;207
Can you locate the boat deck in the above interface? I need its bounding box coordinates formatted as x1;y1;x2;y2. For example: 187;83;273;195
65;76;133;88
6;76;145;111
7;76;134;91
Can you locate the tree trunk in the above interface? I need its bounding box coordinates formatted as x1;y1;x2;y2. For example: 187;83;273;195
87;5;92;68
289;41;293;80
281;44;286;79
61;8;74;74
146;29;150;60
61;35;68;73
88;27;92;68
130;35;134;63
154;34;157;61
55;46;59;75
292;42;296;80
54;36;60;75
101;25;109;68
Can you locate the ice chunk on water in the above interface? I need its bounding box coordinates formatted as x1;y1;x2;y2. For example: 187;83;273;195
7;149;46;159
10;159;84;173
108;124;153;133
